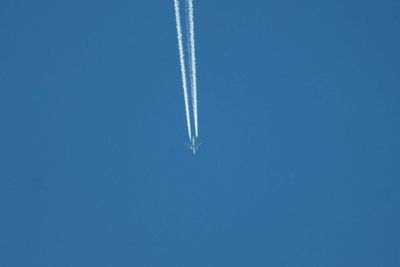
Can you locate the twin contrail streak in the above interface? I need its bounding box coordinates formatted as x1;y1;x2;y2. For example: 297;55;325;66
173;0;199;150
187;0;199;137
173;0;192;139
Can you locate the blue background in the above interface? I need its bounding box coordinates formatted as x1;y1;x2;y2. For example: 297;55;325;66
1;0;399;266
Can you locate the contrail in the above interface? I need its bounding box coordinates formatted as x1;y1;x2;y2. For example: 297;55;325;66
187;0;199;137
173;0;192;139
185;4;193;111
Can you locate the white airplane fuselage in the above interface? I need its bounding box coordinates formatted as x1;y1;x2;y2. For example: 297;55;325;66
187;136;200;154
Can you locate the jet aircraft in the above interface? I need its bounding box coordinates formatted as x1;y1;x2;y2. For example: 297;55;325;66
186;136;201;154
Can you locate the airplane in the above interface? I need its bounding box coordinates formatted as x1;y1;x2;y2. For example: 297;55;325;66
186;136;202;154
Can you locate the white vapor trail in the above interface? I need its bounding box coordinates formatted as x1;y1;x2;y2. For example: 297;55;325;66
174;0;192;139
187;0;199;137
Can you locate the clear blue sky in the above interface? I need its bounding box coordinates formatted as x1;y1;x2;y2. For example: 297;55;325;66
1;0;399;266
